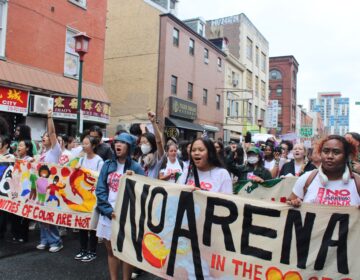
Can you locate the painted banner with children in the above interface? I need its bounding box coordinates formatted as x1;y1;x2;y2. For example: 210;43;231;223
0;159;98;229
234;177;299;202
112;174;360;280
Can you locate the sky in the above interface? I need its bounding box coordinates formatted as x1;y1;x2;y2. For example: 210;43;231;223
177;0;360;132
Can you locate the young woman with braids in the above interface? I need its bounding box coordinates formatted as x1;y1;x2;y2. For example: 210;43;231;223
288;135;360;207
177;138;232;194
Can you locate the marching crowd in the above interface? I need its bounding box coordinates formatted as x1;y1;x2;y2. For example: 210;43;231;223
0;109;360;279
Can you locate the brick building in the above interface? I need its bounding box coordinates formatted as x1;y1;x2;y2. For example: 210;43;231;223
269;56;299;135
0;0;109;139
105;0;225;140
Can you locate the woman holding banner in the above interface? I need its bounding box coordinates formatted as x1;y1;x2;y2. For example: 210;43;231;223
177;138;232;194
10;140;34;243
288;135;360;207
74;135;104;262
36;109;63;253
96;133;144;280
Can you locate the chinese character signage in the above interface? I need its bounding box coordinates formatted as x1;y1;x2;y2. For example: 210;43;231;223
265;100;278;128
53;95;110;124
0;87;29;114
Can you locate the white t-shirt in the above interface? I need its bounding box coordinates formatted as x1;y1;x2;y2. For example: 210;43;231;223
39;142;61;164
264;159;275;171
98;162;125;226
159;158;183;183
80;154;104;173
178;167;232;194
71;146;83;158
293;171;360;206
58;149;74;165
294;162;302;176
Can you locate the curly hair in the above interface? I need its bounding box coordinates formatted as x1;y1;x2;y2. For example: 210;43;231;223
316;134;358;162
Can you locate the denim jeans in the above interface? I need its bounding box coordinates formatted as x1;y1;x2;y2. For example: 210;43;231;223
39;223;62;247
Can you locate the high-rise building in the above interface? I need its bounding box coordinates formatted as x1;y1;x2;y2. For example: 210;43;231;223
206;14;269;134
310;92;349;135
0;1;109;139
269;56;299;134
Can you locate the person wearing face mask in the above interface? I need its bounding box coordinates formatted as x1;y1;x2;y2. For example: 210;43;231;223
138;112;165;179
226;146;272;183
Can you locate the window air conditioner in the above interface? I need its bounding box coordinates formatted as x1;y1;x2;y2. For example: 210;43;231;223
29;95;54;115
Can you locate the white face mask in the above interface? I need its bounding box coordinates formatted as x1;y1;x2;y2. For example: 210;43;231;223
141;144;152;155
247;156;259;165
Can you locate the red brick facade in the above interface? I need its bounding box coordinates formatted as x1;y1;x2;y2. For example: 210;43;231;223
269;56;299;134
7;0;107;85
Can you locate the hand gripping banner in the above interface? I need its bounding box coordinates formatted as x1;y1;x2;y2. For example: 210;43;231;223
0;159;98;229
111;174;360;280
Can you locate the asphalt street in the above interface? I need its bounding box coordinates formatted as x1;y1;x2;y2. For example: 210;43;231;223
0;224;161;280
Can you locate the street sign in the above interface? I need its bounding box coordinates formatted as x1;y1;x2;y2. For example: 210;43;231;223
300;127;313;138
355;101;360;105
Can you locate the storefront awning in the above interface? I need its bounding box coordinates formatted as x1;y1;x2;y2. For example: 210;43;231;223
202;124;219;132
165;117;204;132
0;60;109;103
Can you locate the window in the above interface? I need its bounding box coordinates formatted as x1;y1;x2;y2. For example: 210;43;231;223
278;102;282;115
189;39;194;55
261;109;265;121
170;0;176;9
255;105;258;123
204;48;209;64
187;82;193;100
255;76;259;96
171;75;177;95
64;28;80;77
270;69;282;80
203;89;208;105
247;102;252;121
217;57;222;68
199;23;204;36
261;81;266;101
246;70;253;90
216;95;221;110
69;0;87;8
246;37;253;61
255;46;259;67
173;28;179;47
261;52;266;72
0;0;8;57
276;86;282;96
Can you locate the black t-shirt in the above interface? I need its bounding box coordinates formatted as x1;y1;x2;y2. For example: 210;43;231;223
95;142;114;161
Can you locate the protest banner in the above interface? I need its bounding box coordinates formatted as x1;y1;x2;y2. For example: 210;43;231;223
0;159;98;229
112;174;360;280
234;177;299;202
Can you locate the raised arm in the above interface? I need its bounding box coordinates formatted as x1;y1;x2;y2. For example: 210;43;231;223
148;111;164;158
47;109;57;148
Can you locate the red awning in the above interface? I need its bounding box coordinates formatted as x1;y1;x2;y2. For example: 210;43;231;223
0;60;109;103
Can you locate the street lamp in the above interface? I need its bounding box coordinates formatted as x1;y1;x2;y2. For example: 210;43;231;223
257;119;263;133
73;32;91;137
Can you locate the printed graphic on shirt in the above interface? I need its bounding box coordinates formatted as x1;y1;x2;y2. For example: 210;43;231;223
247;172;256;180
187;179;212;191
315;187;351;206
108;172;122;193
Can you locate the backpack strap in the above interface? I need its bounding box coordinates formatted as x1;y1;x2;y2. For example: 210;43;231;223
179;159;184;170
303;170;319;197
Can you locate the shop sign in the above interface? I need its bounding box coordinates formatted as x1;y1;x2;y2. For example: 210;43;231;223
53;95;110;124
0;86;29;115
169;97;197;120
